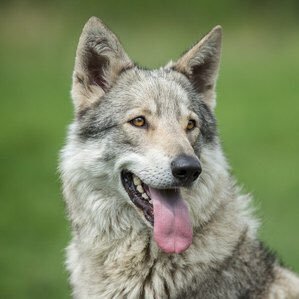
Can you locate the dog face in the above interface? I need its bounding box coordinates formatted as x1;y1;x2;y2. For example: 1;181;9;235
63;17;222;253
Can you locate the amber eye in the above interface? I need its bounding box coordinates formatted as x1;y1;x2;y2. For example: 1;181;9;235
130;116;146;128
187;119;196;131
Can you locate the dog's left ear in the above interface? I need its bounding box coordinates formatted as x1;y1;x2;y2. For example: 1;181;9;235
72;17;133;114
173;26;222;110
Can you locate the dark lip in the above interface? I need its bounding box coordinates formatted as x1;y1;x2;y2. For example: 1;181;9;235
121;171;154;225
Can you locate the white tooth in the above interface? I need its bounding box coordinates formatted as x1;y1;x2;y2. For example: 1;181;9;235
149;199;153;204
142;193;149;199
133;176;141;186
137;185;144;193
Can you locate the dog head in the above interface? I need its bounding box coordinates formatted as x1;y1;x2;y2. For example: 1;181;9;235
62;17;224;253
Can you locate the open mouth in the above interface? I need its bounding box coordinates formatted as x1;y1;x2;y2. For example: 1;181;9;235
121;171;154;225
121;170;193;254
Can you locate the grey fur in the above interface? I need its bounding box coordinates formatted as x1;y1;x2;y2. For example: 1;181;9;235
60;17;299;298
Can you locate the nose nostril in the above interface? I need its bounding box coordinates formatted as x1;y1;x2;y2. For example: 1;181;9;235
176;169;187;177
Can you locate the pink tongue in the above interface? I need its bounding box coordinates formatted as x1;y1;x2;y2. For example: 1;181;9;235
149;187;193;254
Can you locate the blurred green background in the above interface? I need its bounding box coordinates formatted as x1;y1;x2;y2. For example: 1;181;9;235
0;0;298;298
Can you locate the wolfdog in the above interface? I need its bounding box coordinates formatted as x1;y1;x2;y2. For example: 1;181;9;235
60;17;299;298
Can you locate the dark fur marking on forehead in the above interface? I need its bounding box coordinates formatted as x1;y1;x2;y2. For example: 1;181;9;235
153;87;180;118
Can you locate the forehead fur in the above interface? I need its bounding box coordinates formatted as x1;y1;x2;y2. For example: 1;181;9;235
77;66;201;129
77;66;217;145
109;67;196;114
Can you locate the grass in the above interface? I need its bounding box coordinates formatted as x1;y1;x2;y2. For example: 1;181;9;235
0;1;298;298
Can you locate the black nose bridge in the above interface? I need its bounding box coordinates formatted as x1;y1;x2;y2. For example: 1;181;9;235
171;154;202;185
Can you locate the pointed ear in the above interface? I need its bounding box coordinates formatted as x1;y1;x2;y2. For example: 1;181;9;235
71;17;133;114
173;26;222;110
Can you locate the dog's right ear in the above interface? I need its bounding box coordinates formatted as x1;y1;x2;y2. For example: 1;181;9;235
71;17;133;114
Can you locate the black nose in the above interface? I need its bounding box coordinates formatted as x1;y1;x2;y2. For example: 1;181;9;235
171;155;202;185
